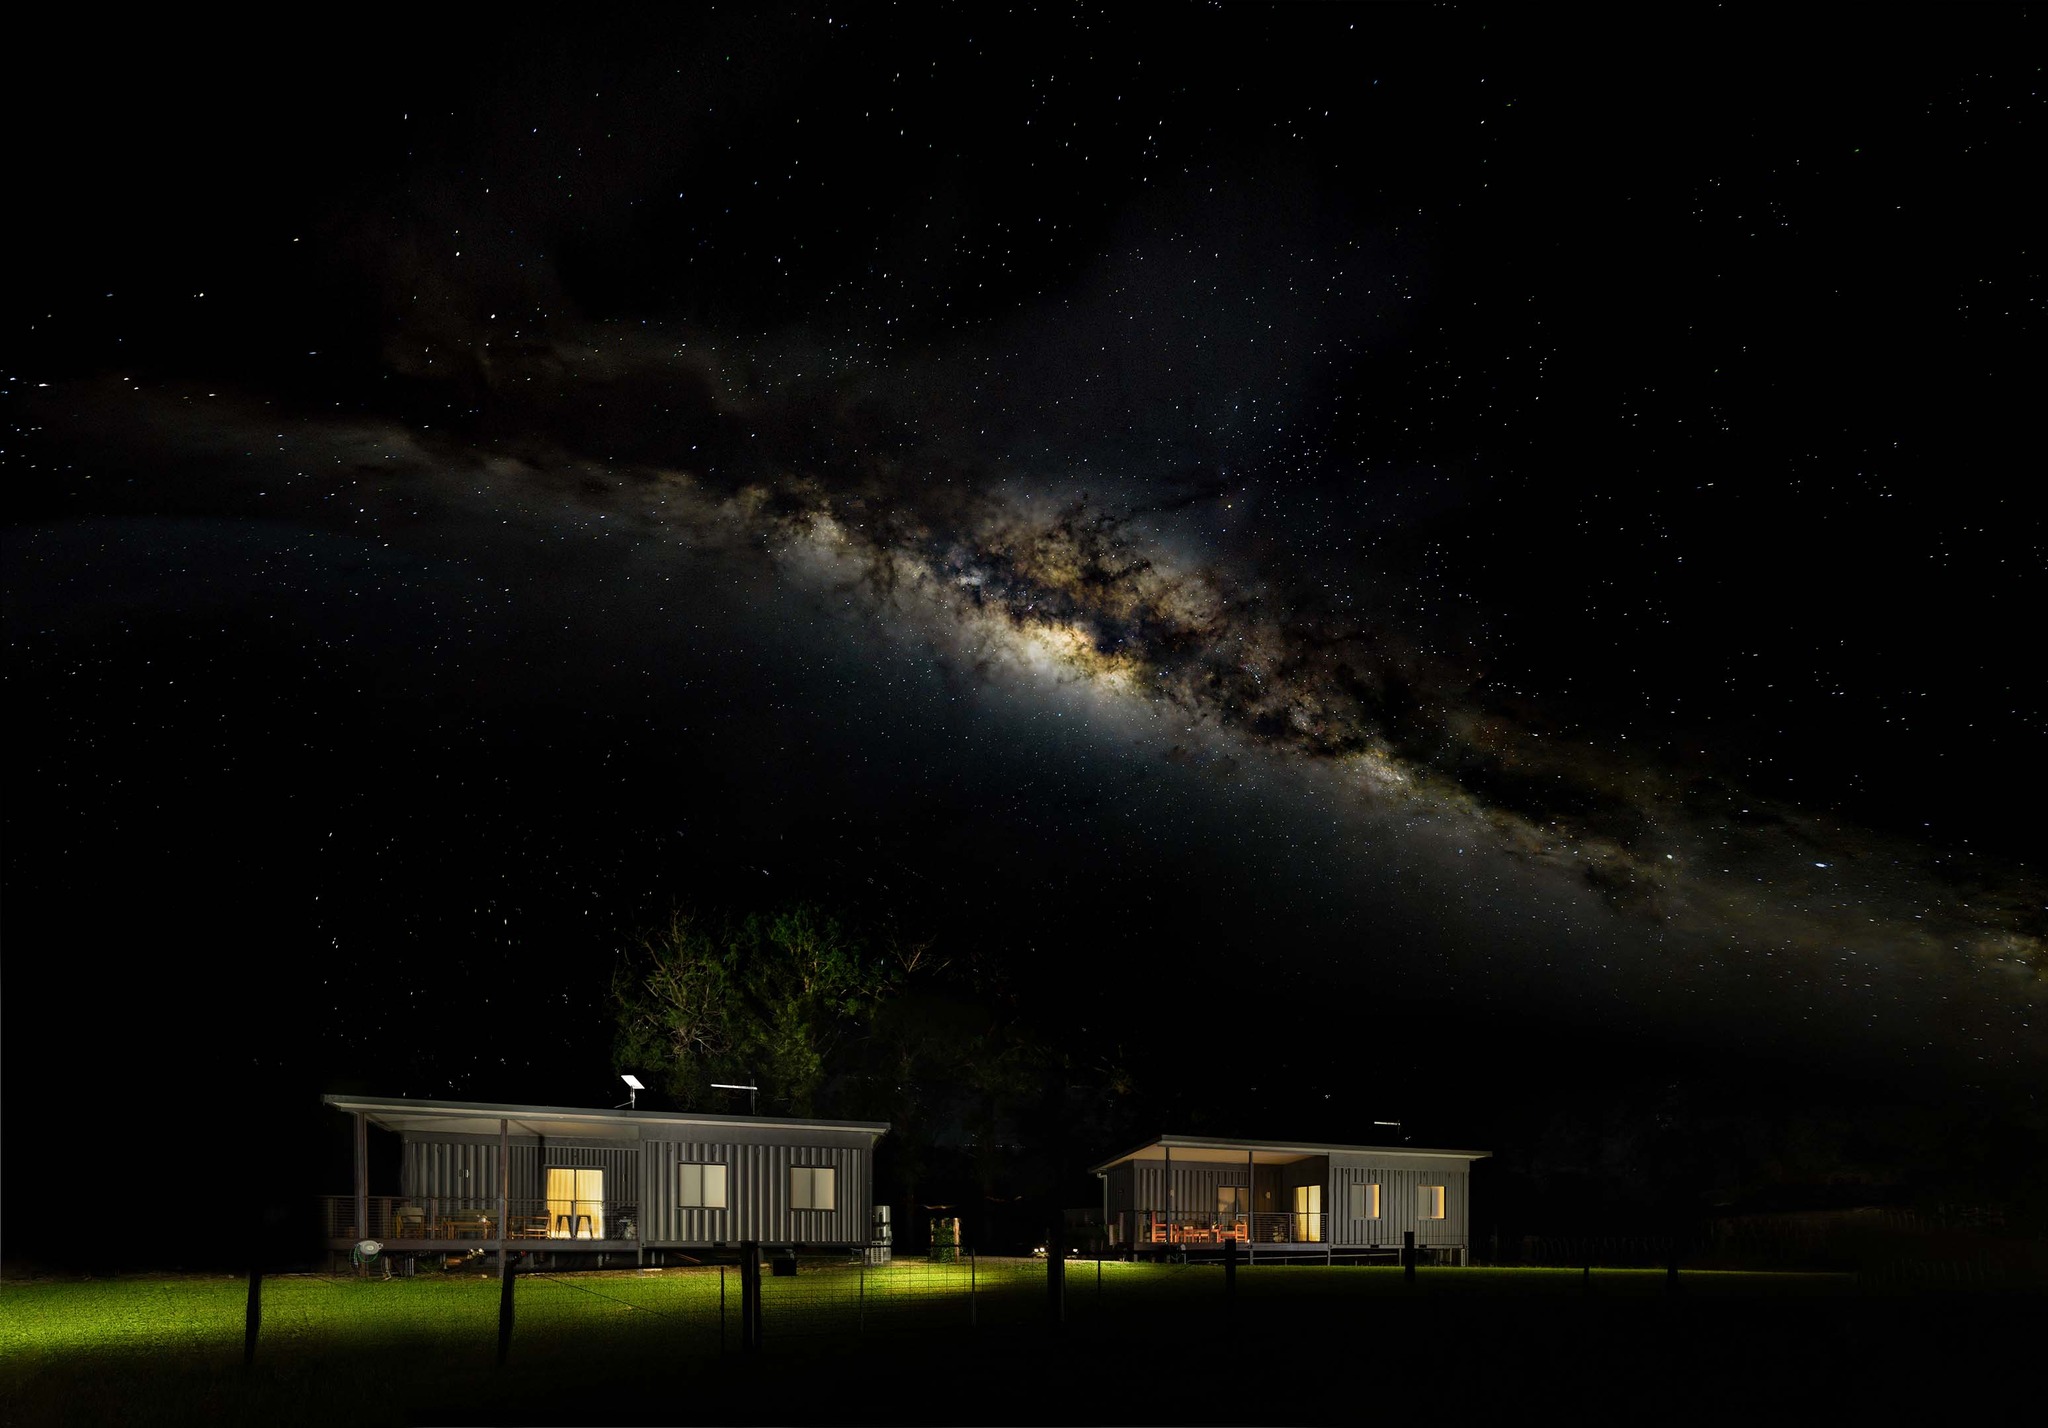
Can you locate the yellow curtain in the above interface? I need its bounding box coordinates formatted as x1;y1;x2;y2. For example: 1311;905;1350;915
546;1167;606;1238
1293;1184;1323;1242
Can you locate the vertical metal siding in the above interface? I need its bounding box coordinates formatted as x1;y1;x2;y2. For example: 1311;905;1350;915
1133;1159;1256;1212
404;1139;521;1201
642;1139;869;1247
1327;1161;1469;1247
403;1138;640;1207
1106;1164;1135;1219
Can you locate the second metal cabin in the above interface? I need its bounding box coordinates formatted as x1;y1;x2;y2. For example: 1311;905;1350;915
322;1094;888;1267
1093;1134;1489;1263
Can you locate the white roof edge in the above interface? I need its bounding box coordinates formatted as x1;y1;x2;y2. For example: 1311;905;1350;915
323;1092;889;1136
1088;1134;1491;1174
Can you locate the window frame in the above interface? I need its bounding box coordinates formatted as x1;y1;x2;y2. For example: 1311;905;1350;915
679;1161;728;1210
1420;1184;1447;1220
790;1165;838;1212
1349;1181;1382;1220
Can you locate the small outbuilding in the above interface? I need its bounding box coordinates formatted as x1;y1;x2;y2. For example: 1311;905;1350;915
1091;1133;1489;1263
322;1093;888;1265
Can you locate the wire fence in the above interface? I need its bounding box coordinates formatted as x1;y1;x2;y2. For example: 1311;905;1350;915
15;1245;2040;1428
280;1224;2046;1376
1499;1225;2048;1286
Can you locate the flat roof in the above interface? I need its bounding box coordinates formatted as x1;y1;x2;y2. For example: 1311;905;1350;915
325;1093;889;1143
1089;1134;1490;1175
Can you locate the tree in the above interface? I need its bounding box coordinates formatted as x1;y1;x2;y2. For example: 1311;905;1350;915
611;904;899;1115
610;909;742;1109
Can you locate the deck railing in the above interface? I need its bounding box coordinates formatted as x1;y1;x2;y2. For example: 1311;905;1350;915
1127;1211;1329;1245
321;1195;641;1243
1119;1211;1469;1259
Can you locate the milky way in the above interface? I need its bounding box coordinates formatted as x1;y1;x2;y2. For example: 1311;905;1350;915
14;7;2042;1081
63;348;2040;1065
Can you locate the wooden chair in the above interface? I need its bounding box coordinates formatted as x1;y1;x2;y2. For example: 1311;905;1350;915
441;1211;492;1239
392;1206;428;1239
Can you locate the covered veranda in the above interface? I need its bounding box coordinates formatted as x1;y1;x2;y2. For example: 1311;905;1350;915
323;1095;644;1264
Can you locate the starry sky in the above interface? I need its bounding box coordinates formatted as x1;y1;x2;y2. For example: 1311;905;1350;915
5;8;2044;1236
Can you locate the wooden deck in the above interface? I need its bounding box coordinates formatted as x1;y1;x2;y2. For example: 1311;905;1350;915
321;1195;639;1249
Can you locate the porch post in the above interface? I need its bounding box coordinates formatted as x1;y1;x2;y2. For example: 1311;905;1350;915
496;1118;509;1264
1247;1148;1255;1258
496;1117;513;1365
1163;1143;1172;1245
352;1112;369;1244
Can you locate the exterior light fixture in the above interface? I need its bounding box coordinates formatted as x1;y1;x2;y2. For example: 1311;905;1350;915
618;1073;645;1109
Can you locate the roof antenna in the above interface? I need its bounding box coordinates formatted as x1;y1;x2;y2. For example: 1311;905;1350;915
712;1082;760;1115
617;1073;644;1110
1373;1119;1405;1143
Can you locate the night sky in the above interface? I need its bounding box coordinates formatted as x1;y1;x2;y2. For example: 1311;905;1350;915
6;8;2043;1257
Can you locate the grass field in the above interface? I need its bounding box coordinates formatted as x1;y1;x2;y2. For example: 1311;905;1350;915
1;1261;2034;1425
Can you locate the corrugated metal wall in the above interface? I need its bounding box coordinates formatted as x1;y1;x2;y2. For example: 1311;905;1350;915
641;1138;870;1247
1328;1161;1468;1246
404;1139;542;1201
401;1139;639;1207
1106;1164;1135;1220
1133;1159;1255;1213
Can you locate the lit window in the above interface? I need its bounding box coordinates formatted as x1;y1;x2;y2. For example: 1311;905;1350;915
679;1162;728;1209
1216;1185;1248;1217
1349;1182;1381;1219
1292;1184;1323;1242
1420;1185;1446;1219
546;1167;605;1239
791;1166;837;1211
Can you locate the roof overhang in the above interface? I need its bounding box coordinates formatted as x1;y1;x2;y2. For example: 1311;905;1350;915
1089;1134;1490;1175
325;1094;889;1143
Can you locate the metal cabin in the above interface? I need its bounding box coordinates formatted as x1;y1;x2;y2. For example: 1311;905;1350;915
1092;1134;1489;1264
322;1094;888;1266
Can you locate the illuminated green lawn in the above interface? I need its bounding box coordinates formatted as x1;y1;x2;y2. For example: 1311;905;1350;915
0;1261;1865;1426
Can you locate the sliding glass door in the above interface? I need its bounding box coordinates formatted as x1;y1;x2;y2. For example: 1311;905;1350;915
1292;1183;1323;1242
545;1167;605;1239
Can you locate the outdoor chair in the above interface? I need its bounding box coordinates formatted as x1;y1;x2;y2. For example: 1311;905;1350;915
441;1211;492;1239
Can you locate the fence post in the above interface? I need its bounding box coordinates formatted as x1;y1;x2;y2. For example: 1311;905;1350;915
741;1241;762;1352
497;1255;516;1367
720;1265;727;1355
969;1246;978;1328
1047;1219;1066;1326
243;1265;262;1371
1403;1230;1416;1285
1224;1234;1238;1316
859;1252;866;1335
